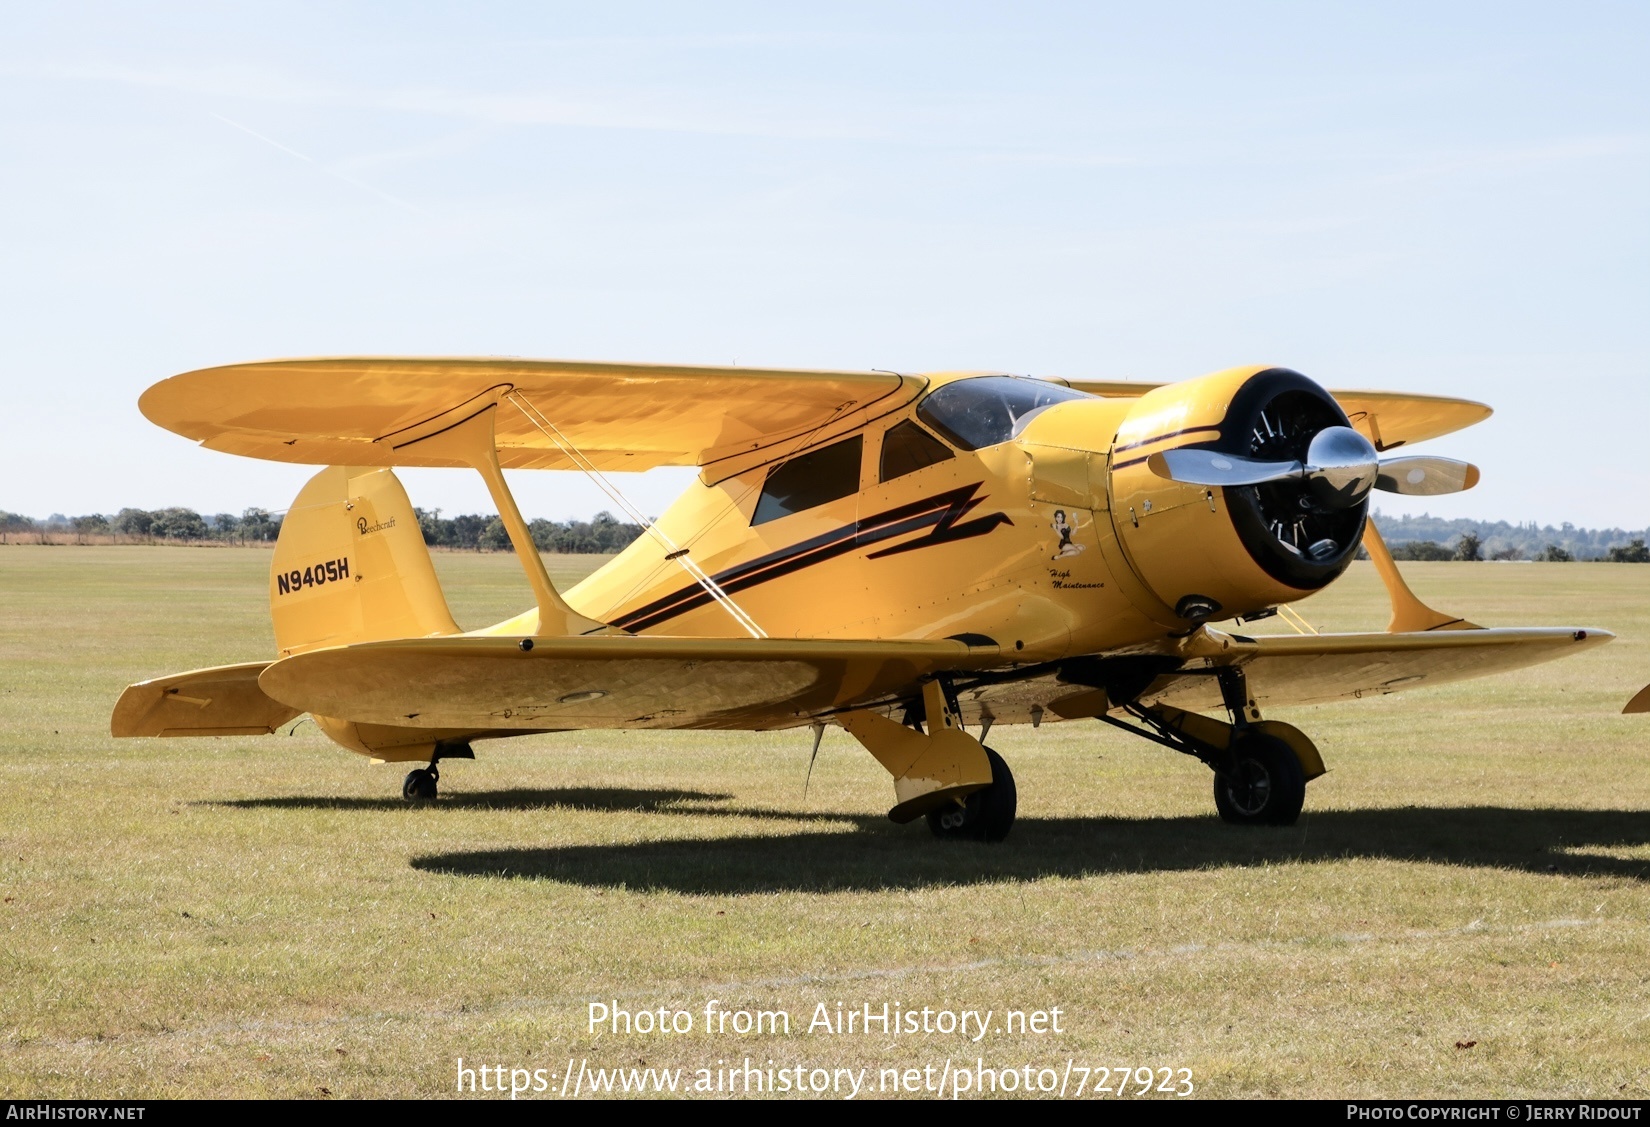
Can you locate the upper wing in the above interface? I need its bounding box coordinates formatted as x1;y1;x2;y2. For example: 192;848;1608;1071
255;634;1001;732
1058;379;1166;398
139;357;919;473
112;661;300;737
1060;380;1491;449
1327;390;1492;450
142;358;1491;473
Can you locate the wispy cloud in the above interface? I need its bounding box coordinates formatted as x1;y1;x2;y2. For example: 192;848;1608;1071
15;58;902;144
1361;135;1650;188
210;112;429;216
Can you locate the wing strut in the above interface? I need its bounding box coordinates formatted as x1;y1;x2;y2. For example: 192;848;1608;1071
1360;519;1479;633
387;390;609;637
505;391;768;639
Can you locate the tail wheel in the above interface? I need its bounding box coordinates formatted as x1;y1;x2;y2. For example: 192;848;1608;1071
926;747;1017;842
1213;732;1305;826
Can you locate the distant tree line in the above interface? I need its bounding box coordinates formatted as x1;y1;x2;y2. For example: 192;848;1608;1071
414;509;645;553
1374;512;1650;563
0;505;646;555
1387;534;1649;564
4;502;1645;562
0;507;283;545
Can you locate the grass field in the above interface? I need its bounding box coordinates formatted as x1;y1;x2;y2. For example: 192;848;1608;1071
1;545;1647;1099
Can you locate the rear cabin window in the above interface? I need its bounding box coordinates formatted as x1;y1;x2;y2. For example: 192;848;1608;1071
751;435;863;525
915;375;1090;450
878;420;954;483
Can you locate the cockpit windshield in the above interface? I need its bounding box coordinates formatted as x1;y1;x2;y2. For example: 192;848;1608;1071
915;375;1091;451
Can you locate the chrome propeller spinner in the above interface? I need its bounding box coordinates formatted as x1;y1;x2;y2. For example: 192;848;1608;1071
1146;425;1479;508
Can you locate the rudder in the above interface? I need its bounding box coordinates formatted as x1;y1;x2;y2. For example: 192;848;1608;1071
271;466;460;657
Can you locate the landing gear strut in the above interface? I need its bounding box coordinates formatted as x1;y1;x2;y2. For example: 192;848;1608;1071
1097;665;1315;826
1207;666;1305;825
839;679;1015;841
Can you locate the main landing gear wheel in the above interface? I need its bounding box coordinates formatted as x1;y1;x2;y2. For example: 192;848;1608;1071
402;765;438;802
1213;733;1304;826
926;747;1017;842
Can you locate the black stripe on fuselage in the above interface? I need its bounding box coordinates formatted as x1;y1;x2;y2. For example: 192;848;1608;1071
609;483;1012;632
1110;424;1222;455
1110;425;1227;470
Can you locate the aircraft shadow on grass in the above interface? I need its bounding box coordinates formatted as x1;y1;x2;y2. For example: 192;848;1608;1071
404;798;1650;894
213;787;739;815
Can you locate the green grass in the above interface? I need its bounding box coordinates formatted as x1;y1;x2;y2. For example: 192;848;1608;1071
1;546;1647;1099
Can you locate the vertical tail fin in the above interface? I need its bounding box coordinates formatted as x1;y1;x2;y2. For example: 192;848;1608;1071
271;466;459;656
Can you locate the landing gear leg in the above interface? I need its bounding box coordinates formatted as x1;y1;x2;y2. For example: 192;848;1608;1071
399;739;473;802
839;679;1015;841
1208;667;1304;826
1096;666;1316;827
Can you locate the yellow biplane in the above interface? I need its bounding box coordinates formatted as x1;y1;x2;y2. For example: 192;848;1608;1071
112;359;1612;839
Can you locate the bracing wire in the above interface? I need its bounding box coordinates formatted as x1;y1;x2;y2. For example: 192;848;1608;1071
503;391;768;639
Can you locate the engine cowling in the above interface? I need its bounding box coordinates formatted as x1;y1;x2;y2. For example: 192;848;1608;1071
1106;365;1367;623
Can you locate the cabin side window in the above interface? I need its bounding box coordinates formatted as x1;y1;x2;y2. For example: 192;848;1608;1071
878;419;954;483
751;435;864;525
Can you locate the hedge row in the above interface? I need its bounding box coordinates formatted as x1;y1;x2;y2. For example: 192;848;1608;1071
0;506;646;554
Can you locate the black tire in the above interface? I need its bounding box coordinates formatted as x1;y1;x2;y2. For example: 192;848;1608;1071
402;768;437;802
925;747;1017;842
1213;733;1305;826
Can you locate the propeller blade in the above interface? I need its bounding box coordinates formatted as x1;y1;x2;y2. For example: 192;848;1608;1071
1374;457;1480;496
1146;448;1300;487
1146;427;1475;507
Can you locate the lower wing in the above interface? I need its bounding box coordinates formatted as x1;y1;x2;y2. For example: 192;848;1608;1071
1135;626;1612;713
254;635;1000;731
947;626;1612;727
117;627;1613;738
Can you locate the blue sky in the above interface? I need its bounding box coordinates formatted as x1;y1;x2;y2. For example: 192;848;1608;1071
2;3;1645;527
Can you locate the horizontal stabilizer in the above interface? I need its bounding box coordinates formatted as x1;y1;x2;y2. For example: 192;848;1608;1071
112;662;300;737
257;635;1001;731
